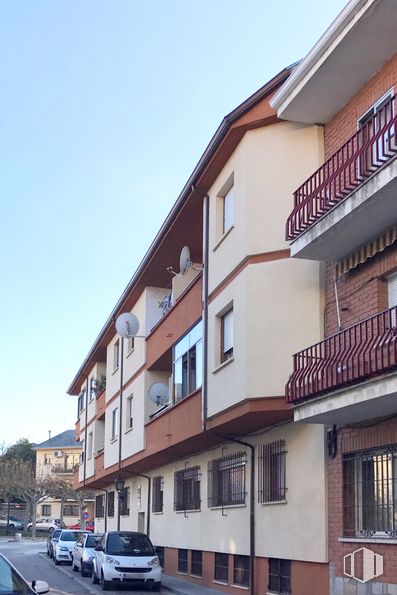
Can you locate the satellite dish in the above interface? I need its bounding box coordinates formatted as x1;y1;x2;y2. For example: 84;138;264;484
115;312;139;338
179;245;192;275
148;382;169;407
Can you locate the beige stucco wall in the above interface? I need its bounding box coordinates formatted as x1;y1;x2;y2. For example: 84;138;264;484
208;123;324;293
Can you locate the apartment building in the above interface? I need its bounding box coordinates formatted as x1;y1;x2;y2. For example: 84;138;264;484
34;430;94;525
67;66;328;594
271;0;397;593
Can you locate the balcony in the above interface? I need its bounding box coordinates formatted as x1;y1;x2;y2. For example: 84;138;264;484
287;96;397;261
287;306;397;424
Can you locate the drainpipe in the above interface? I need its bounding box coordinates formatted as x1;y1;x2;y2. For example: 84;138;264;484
83;376;89;486
118;337;124;471
192;186;209;431
219;435;255;595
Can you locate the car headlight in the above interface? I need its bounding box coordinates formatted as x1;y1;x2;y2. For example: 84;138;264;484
105;556;120;565
60;547;69;552
148;557;160;567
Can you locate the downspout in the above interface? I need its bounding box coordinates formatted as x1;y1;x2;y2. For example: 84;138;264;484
192;186;209;431
118;337;124;471
83;376;89;487
219;435;255;595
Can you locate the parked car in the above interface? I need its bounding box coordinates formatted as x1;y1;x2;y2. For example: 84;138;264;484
92;531;161;591
71;532;102;576
46;529;62;559
53;530;90;565
0;552;49;594
0;515;24;531
67;520;94;532
27;518;64;532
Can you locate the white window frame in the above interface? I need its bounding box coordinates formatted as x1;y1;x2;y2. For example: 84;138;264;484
126;395;134;430
113;339;120;371
111;407;119;440
221;308;234;363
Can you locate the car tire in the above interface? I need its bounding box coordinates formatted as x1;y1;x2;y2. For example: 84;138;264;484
101;571;110;591
81;563;90;578
54;557;60;566
92;568;99;585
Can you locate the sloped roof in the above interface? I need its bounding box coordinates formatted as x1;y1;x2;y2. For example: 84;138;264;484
34;430;80;450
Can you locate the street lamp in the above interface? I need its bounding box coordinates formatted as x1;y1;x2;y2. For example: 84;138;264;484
115;476;125;531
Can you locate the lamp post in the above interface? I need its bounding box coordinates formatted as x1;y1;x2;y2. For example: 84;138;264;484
115;476;125;531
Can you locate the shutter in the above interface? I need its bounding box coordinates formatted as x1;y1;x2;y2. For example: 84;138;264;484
388;274;397;308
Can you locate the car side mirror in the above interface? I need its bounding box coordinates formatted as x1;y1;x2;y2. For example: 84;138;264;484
95;544;104;551
32;580;49;594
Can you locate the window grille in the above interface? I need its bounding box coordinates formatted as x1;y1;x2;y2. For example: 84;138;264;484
208;451;246;507
191;550;202;577
95;495;104;518
268;558;291;594
214;552;229;583
107;491;115;517
258;439;287;503
343;446;397;537
233;555;250;588
152;476;164;513
174;466;201;511
178;549;188;573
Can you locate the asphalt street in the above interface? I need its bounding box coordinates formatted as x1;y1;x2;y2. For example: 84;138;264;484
0;538;166;594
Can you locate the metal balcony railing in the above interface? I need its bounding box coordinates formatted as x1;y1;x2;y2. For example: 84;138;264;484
286;96;397;241
286;306;397;404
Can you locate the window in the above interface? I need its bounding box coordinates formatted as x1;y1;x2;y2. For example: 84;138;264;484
233;555;250;588
152;476;164;513
208;451;246;507
88;432;93;459
214;552;229;583
89;378;95;401
44;455;51;465
155;546;165;568
178;549;188;573
343;447;397;537
107;491;115;517
220;309;233;363
223;184;234;234
137;486;142;509
95;495;104;518
268;558;291;594
173;321;203;401
127;336;135;353
77;388;86;416
41;504;51;516
174;466;201;511
358;91;394;174
113;339;120;371
126;395;133;430
120;487;130;516
111;408;119;440
258;440;287;503
63;505;79;516
388;273;397;327
191;550;202;577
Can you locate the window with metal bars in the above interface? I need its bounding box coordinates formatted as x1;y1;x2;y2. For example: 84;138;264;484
107;491;115;517
208;451;246;507
191;550;202;577
178;549;188;573
152;476;164;513
95;495;104;518
268;558;291;594
343;446;397;537
233;555;250;587
214;552;228;583
258;439;287;503
174;467;201;511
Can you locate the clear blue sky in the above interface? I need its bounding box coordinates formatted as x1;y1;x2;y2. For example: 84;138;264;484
0;0;346;447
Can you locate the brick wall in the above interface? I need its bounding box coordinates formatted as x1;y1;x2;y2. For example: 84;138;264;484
324;52;397;160
329;420;397;585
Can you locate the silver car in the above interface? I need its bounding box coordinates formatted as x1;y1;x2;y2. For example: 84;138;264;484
53;530;89;565
71;532;102;576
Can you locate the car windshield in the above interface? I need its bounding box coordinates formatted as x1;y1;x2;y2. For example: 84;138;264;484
52;530;62;540
86;535;101;548
106;534;155;556
61;531;84;541
0;556;32;594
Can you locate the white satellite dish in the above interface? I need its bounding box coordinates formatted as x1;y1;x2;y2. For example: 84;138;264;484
115;312;139;338
179;245;192;275
148;382;169;407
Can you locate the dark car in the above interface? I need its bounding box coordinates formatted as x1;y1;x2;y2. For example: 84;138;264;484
0;552;49;594
46;529;62;559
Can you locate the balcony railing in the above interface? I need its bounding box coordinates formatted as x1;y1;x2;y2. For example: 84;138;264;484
286;96;397;241
286;306;397;405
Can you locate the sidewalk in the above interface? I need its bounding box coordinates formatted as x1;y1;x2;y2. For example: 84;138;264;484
162;574;226;594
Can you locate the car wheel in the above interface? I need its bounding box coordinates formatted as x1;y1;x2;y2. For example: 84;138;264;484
81;562;90;578
72;558;78;572
101;571;110;591
92;568;99;585
54;556;60;566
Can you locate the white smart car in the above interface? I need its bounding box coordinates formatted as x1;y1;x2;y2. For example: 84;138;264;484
92;531;161;591
53;529;89;565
